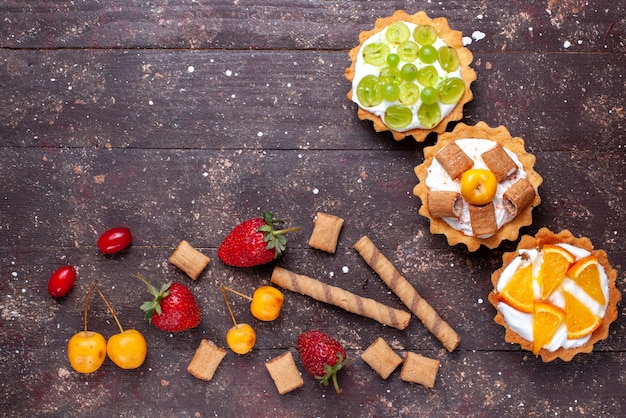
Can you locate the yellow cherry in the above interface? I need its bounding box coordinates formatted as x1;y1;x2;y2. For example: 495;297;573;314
95;286;148;370
67;331;107;374
68;283;107;374
460;168;497;205
107;329;148;369
226;324;256;355
250;286;284;321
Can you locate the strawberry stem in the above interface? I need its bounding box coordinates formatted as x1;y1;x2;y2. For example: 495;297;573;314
272;227;302;235
258;211;301;258
316;352;351;394
134;274;171;321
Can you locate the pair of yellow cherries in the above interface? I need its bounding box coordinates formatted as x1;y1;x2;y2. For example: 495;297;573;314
67;285;147;374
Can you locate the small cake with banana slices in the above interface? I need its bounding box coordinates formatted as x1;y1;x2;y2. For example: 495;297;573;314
345;10;476;141
488;228;621;362
413;121;542;251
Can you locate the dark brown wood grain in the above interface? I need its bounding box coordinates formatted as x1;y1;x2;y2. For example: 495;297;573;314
1;1;625;417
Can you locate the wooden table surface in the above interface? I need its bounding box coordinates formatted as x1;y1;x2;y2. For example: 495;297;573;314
1;1;625;417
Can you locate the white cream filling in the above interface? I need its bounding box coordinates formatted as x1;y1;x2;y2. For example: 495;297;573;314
424;138;528;237
497;244;609;352
351;21;462;131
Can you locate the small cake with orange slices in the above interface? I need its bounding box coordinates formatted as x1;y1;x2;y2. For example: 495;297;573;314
488;228;621;362
345;10;476;141
413;121;542;251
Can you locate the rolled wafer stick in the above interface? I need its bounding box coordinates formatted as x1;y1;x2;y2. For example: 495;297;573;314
354;236;460;352
270;266;411;330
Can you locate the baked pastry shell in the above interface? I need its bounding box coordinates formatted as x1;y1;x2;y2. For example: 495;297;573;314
413;121;543;251
488;227;621;362
345;10;477;142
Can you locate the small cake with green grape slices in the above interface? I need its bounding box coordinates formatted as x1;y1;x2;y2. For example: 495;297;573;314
413;122;542;251
345;10;476;141
488;228;621;362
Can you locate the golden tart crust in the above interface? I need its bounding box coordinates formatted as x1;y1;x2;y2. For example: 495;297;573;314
413;121;543;251
345;10;477;142
488;228;621;362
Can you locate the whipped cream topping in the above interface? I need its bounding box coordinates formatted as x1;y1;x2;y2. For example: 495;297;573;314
497;244;609;352
351;21;462;131
425;138;527;237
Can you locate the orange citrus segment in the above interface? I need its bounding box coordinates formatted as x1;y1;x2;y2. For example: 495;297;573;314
567;255;605;305
563;291;602;339
539;244;575;298
532;302;565;355
497;263;534;313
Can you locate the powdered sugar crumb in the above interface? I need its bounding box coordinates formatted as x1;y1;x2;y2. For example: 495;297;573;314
472;31;486;42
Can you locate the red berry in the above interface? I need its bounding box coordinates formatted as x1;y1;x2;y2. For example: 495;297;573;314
48;265;77;298
218;212;300;267
297;330;349;393
136;275;201;332
97;227;132;254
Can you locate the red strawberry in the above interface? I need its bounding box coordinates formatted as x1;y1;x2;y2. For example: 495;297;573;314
135;274;201;332
218;212;300;267
297;330;350;393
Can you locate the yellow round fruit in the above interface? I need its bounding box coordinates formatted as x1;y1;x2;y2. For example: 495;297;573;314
460;168;497;205
67;331;107;374
250;286;284;321
226;324;256;355
107;329;148;370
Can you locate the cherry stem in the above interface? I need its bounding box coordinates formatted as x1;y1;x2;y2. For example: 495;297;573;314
222;286;252;301
221;286;238;326
95;286;124;333
84;282;96;332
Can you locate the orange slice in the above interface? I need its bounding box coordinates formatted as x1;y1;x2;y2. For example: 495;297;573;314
563;291;602;339
539;244;575;298
497;263;534;313
532;302;565;355
567;255;605;305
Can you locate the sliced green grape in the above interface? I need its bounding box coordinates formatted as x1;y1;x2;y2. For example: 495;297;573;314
413;25;438;45
419;45;438;64
439;77;465;104
400;63;418;81
381;82;400;102
438;46;460;72
386;53;400;68
420;86;439;105
397;40;419;62
416;66;439;87
379;66;402;86
399;83;420;106
362;42;390;66
356;75;383;107
385;22;410;45
384;105;413;129
418;103;442;128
